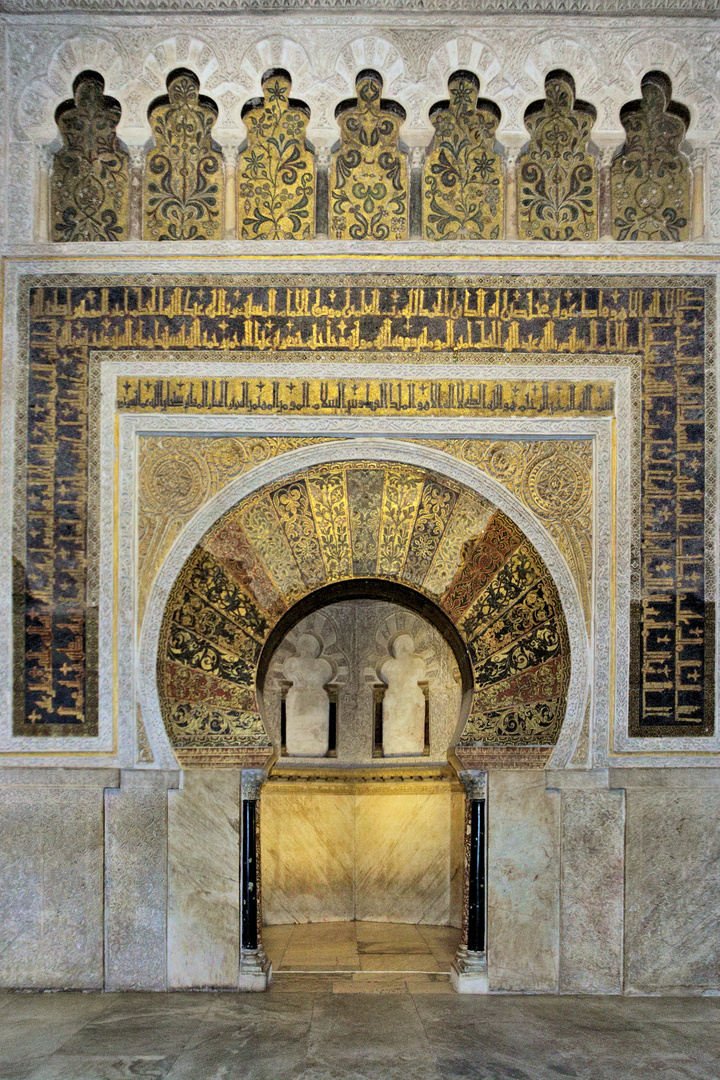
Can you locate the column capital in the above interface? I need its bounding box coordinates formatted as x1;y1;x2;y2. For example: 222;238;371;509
458;769;486;799
241;768;267;801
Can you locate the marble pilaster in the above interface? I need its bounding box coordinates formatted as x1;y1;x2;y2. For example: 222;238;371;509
167;770;241;989
104;769;179;991
0;769;118;989
487;770;560;992
622;771;720;994
559;788;624;993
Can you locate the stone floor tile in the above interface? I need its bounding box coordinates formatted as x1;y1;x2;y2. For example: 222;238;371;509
358;953;441;972
27;1054;176;1080
54;995;215;1057
308;993;431;1062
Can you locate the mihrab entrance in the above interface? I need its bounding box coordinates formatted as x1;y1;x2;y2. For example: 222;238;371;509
155;451;573;990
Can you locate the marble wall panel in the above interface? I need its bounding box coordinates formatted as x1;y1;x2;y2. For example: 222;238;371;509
261;783;462;926
261;788;355;924
0;769;117;989
559;789;624;993
167;769;240;988
624;782;720;993
449;790;465;929
487;770;560;992
355;788;457;926
105;770;178;991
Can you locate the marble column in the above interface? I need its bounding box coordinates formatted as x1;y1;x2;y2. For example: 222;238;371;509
239;769;272;991
450;770;488;993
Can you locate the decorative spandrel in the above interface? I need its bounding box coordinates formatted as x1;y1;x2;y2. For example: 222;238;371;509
518;71;597;241
144;69;224;241
611;72;691;242
238;69;314;240
423;71;504;241
330;70;408;241
51;71;130;242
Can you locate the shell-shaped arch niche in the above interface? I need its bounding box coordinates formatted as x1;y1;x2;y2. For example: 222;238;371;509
157;459;571;767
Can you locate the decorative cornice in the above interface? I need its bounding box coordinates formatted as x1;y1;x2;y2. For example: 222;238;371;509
0;0;717;12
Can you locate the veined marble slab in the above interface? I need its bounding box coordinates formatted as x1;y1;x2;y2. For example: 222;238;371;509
559;789;624;993
167;770;240;988
625;787;720;994
0;773;108;989
487;770;560;992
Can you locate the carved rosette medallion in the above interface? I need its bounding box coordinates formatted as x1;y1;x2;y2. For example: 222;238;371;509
518;71;598;241
238;69;315;240
424;71;504;240
330;70;409;240
611;72;691;242
51;71;130;242
144;69;224;241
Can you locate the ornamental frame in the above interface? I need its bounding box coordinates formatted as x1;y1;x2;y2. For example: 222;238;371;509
0;257;716;774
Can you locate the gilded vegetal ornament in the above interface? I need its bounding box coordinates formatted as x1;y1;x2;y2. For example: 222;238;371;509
144;69;224;241
51;71;130;242
611;71;690;242
424;71;504;240
238;69;314;240
518;70;597;241
157;462;570;758
330;70;408;240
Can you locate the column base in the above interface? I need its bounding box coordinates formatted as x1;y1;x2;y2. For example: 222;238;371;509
451;947;488;994
239;948;272;992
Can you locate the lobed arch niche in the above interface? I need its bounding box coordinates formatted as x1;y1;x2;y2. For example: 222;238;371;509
141;441;589;773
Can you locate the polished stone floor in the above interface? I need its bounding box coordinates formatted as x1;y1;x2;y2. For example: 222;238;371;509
264;920;460;992
1;987;719;1080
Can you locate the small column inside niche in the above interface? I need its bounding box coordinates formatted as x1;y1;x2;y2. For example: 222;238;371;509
239;769;272;991
36;146;52;243
129;146;144;240
597;141;616;240
222;142;238;239
691;148;706;239
451;770;488;994
503;139;523;240
315;145;331;237
409;145;424;238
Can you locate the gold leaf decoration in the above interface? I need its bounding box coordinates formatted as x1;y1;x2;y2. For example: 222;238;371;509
424;71;504;240
157;461;570;756
611;71;691;242
238;68;315;240
518;70;598;241
144;68;224;241
330;69;408;240
51;71;130;242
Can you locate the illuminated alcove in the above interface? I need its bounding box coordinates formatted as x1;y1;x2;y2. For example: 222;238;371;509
259;593;466;928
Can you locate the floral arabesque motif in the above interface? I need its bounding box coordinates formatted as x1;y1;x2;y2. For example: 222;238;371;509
144;69;224;241
52;71;130;242
423;71;504;240
611;71;691;242
330;70;408;240
518;71;597;241
238;69;315;240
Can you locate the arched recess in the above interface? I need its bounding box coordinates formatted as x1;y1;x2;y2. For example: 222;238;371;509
138;440;589;770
